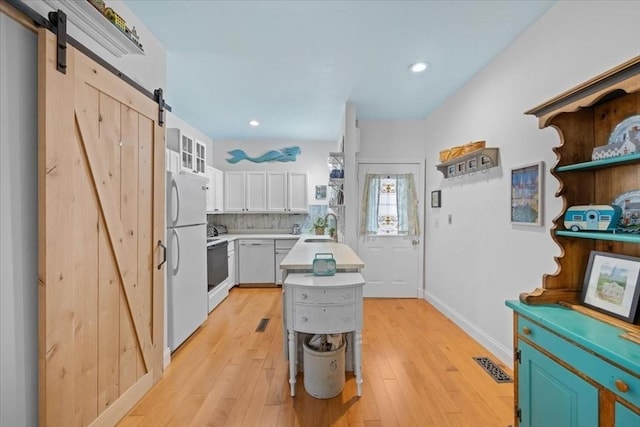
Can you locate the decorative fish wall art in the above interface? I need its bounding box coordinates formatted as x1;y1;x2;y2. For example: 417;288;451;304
226;146;301;164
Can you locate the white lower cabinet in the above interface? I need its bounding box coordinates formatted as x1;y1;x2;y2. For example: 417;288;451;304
228;240;236;287
275;239;296;285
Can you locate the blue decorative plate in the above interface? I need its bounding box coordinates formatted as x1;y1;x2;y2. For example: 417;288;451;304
608;115;640;144
612;190;640;233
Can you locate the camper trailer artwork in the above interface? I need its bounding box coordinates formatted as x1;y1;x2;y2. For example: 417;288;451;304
563;205;622;232
613;190;640;233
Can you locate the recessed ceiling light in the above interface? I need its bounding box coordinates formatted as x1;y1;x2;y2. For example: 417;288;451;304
249;119;260;127
409;62;428;73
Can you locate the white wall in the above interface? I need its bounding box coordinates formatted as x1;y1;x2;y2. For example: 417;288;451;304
421;0;640;366
211;139;336;205
0;13;38;427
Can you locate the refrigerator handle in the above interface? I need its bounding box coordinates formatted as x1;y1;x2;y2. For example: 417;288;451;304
172;229;180;277
171;178;180;225
157;240;167;270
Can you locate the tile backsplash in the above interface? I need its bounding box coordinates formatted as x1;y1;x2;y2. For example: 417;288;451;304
208;204;328;233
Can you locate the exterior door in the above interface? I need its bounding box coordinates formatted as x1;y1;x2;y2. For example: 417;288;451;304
357;161;423;298
38;30;165;426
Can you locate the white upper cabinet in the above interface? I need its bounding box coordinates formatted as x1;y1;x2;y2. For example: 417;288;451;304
224;171;246;212
167;128;206;177
287;172;308;212
245;172;267;211
267;172;308;212
267;172;287;211
206;165;224;213
181;135;206;176
225;171;306;213
224;171;267;212
165;149;180;174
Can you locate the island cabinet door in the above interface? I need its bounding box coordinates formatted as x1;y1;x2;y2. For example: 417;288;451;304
518;340;598;427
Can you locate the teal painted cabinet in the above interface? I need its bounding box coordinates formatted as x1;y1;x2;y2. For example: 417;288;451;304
518;341;598;427
616;403;638;427
507;302;640;427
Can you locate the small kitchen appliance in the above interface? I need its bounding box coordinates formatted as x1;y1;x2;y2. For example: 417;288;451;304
312;253;336;276
291;223;301;235
211;224;227;237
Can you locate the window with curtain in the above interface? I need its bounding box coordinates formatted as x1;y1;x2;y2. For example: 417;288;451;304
359;173;420;236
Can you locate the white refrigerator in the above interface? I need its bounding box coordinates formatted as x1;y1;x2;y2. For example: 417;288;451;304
166;171;208;351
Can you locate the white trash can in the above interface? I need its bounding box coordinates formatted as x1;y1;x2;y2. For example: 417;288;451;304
303;335;346;399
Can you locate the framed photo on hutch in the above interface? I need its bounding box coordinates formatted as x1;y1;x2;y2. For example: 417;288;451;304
581;251;640;323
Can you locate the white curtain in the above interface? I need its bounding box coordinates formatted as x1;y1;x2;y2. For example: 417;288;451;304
359;173;420;236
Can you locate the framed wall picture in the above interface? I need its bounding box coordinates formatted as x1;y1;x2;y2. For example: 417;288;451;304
581;251;640;322
511;161;543;226
315;185;327;200
431;190;441;208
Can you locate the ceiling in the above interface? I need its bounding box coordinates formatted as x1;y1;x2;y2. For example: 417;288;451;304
124;0;556;141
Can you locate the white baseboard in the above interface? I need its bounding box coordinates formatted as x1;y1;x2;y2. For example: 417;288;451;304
163;347;171;368
423;291;513;369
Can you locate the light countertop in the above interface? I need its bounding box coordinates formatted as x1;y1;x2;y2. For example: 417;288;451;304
280;237;364;270
206;233;300;247
283;272;365;287
206;234;365;272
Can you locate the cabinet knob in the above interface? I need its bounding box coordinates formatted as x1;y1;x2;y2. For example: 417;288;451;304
301;316;308;322
301;293;307;299
615;379;629;393
522;326;532;335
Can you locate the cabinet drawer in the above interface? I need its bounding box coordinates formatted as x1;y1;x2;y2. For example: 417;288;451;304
294;287;355;304
293;304;355;333
518;315;640;408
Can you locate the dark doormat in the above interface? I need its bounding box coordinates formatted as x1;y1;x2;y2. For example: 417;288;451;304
472;356;513;383
255;317;270;332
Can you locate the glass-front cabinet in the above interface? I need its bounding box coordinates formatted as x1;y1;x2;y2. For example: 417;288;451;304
167;128;207;177
180;134;206;177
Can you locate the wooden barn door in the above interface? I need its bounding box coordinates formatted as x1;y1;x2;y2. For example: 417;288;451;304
38;29;165;426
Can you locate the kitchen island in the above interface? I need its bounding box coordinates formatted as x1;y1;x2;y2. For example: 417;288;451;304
280;237;365;397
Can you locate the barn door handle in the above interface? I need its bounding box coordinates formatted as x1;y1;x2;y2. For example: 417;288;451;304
157;240;167;270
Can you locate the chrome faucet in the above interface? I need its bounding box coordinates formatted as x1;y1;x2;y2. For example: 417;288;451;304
324;213;338;242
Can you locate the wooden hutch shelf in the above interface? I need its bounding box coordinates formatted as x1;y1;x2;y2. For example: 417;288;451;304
507;56;640;427
555;230;640;244
556;153;640;172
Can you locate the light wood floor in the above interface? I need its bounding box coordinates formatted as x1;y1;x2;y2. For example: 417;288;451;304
118;288;514;427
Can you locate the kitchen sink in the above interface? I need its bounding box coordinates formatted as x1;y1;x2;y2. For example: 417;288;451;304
303;237;333;242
